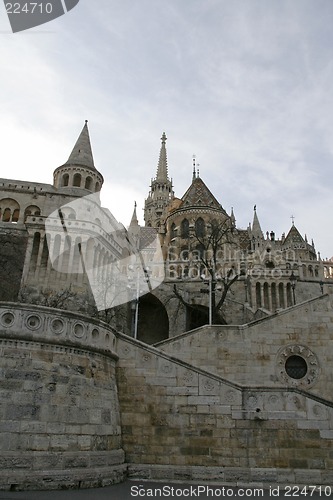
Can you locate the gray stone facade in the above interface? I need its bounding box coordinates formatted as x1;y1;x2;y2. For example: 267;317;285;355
1;124;333;490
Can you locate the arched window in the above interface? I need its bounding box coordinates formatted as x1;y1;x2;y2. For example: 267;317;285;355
170;223;176;239
95;181;100;192
2;208;11;222
85;176;93;190
181;218;189;238
73;173;82;187
0;198;20;223
24;205;41;221
62;173;69;187
195;217;205;238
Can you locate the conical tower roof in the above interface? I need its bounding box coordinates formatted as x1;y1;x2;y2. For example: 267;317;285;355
66;120;95;169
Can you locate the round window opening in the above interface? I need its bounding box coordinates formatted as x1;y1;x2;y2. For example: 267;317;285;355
285;355;308;379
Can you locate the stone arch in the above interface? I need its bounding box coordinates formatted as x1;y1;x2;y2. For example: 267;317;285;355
24;205;41;221
85;176;93;190
195;217;205;238
30;232;41;273
137;293;169;344
61;173;69;187
181;218;189;238
73;173;82;187
0;198;20;223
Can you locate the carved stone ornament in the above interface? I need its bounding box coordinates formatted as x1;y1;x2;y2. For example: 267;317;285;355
276;344;320;388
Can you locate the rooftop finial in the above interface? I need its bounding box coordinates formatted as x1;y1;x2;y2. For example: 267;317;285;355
192;155;196;181
85;119;88;124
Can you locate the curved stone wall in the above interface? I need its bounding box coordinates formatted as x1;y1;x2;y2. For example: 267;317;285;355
0;302;126;491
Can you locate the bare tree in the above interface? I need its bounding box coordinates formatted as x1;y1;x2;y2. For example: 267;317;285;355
173;218;240;325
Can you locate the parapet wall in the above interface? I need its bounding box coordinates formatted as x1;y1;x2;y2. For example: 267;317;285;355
0;302;126;491
157;294;333;402
116;333;333;486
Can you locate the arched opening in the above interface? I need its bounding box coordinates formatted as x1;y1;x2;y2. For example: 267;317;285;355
2;208;11;222
136;293;169;344
95;181;100;192
170;223;176;239
62;173;69;187
256;282;262;308
195;217;205;238
29;232;41;273
85;176;93;190
24;205;41;221
73;173;82;187
181;218;189;238
186;304;209;331
0;198;20;223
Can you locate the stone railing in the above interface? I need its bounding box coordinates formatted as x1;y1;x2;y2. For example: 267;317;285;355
0;301;118;359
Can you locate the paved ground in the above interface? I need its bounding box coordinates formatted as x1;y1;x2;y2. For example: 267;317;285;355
0;481;332;499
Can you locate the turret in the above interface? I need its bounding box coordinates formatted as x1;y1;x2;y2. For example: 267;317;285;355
53;121;104;193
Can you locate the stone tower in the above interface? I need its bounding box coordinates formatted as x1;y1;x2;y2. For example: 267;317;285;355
144;132;174;229
53;120;104;193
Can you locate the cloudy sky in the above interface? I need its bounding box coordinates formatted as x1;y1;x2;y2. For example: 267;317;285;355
1;0;333;258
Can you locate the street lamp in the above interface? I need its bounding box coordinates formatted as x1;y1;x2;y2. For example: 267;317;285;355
289;271;297;305
320;280;324;294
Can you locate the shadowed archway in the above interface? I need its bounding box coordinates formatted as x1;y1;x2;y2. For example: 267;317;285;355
137;293;169;344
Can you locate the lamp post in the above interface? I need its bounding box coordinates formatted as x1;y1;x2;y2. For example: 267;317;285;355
128;264;150;339
200;270;221;326
320;280;324;294
289;271;297;305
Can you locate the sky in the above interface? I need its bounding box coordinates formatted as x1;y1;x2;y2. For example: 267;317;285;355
1;0;333;258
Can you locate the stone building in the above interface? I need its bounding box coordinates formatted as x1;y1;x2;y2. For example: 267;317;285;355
1;124;333;490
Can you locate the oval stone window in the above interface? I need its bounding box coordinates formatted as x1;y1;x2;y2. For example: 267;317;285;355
285;355;307;379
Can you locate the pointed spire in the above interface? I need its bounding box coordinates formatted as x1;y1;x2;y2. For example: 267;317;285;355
156;132;168;181
252;205;263;237
66;120;95;169
129;201;139;227
231;207;236;227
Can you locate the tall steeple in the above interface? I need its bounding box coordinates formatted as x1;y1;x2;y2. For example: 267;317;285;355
53;121;103;193
156;132;168;182
144;133;174;229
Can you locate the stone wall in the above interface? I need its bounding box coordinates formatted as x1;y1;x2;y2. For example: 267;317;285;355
157;294;333;402
116;333;333;485
0;226;27;302
0;303;126;491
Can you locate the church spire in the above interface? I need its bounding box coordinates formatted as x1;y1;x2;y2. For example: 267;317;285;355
156;132;168;182
66;120;95;170
252;205;263;237
130;201;139;227
144;132;174;228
